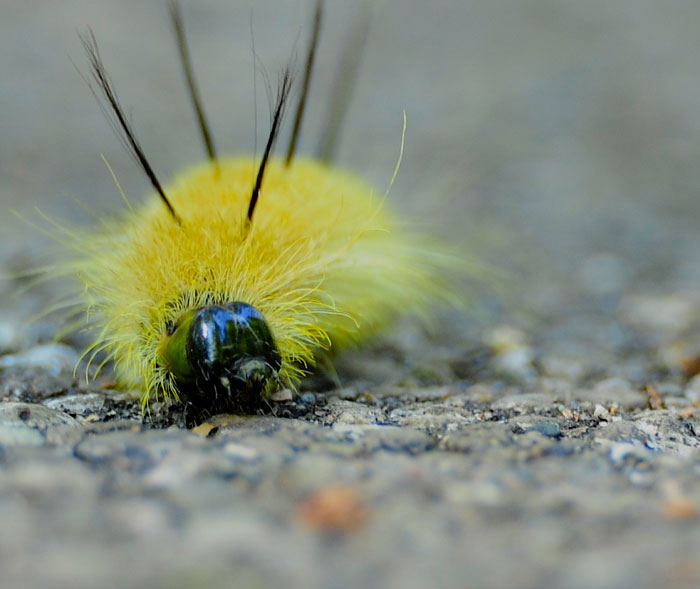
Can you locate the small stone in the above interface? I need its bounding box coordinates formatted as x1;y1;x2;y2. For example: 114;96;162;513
269;389;294;402
223;442;260;461
0;402;81;447
193;423;218;437
0;320;22;354
595;378;630;397
484;325;535;377
512;418;561;438
663;396;690;409
540;355;587;381
684;374;700;404
661;482;699;520
493;348;535;376
484;325;530;353
602;441;649;466
622;293;699;335
326;399;383;425
300;393;316;405
297;485;369;532
44;393;109;415
663;497;699;521
579;378;646;410
0;344;78;376
333;411;372;425
492;393;554;412
645;384;666;410
593;404;608;419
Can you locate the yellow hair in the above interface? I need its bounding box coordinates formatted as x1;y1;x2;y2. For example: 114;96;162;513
67;156;452;406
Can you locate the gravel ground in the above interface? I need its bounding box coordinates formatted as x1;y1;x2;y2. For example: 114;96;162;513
3;1;700;588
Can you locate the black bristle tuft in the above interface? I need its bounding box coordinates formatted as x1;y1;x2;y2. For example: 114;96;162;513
169;1;217;163
317;2;372;163
285;0;324;166
247;68;294;223
79;29;181;224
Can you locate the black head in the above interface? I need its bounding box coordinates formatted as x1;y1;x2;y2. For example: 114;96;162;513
161;302;282;410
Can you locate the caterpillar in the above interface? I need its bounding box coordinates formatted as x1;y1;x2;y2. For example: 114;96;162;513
50;1;458;421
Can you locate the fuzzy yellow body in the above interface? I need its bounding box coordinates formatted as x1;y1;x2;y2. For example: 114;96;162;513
72;156;448;405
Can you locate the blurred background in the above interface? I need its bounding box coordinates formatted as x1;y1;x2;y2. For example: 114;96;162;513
2;0;700;318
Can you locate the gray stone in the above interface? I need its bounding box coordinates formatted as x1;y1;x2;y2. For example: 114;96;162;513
577;378;647;410
0;402;81;447
0;344;78;376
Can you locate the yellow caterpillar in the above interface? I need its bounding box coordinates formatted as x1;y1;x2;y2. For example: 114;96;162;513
55;2;457;419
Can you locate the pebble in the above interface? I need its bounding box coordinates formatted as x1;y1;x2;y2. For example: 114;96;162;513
484;325;535;377
684;374;700;404
492;348;535;377
300;393;316;405
512;418;561;438
579;378;646;409
540;355;587;381
0;319;22;354
0;344;78;376
297;485;369;532
223;442;260;462
621;293;699;336
44;393;109;416
0;402;81;447
593;404;608;419
491;393;556;412
269;388;294;402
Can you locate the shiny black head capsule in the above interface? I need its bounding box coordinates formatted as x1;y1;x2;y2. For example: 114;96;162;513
161;302;282;409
